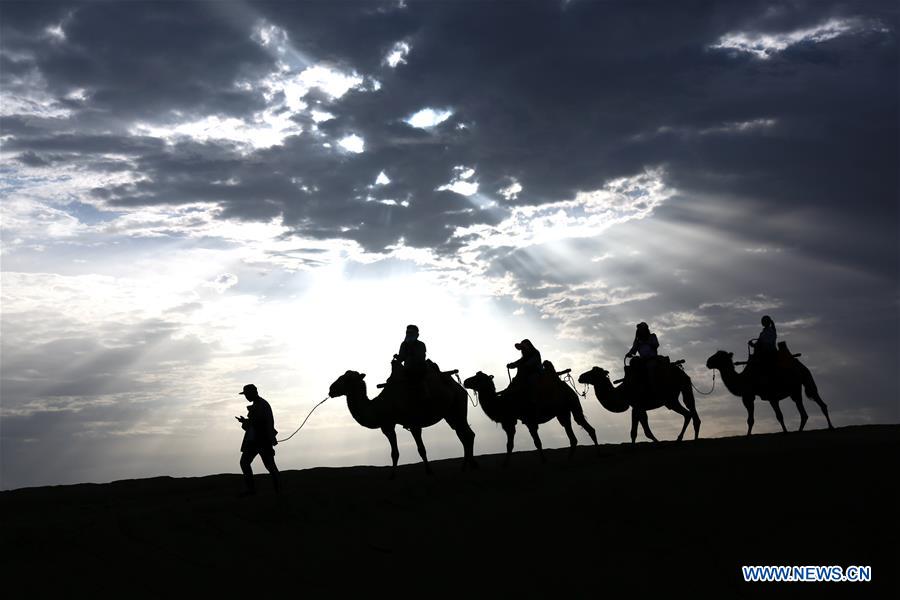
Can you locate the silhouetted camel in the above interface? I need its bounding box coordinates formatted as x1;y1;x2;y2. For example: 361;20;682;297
578;364;700;443
462;371;598;465
706;350;834;435
328;367;478;477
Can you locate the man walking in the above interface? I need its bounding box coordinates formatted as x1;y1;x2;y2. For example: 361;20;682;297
236;384;280;496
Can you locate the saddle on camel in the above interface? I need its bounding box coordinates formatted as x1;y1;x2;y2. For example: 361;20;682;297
623;354;687;400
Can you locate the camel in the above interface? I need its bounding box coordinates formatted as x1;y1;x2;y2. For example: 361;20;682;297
706;349;834;435
462;370;598;465
578;361;700;443
328;363;478;477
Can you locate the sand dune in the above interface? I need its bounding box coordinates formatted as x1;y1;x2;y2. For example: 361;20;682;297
2;425;897;597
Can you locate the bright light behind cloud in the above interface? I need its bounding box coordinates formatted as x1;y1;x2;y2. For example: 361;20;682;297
338;134;365;153
499;180;523;200
45;24;66;42
710;17;884;59
384;41;411;67
131;113;302;151
310;110;335;123
128;23;367;152
455;169;673;250
437;166;478;196
406;107;453;128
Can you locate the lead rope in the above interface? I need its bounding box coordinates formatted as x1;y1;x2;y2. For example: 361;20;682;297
507;367;512;384
564;373;588;398
276;396;330;443
689;370;716;395
453;373;478;407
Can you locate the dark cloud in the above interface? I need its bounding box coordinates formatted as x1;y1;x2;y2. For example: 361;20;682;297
0;0;274;122
3;0;895;265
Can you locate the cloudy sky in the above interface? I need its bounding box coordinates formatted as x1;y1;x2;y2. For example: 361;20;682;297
1;0;897;490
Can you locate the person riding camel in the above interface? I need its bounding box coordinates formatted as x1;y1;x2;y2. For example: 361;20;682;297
506;339;543;422
749;315;777;357
507;339;542;385
393;324;428;399
748;315;778;381
625;322;660;391
395;324;426;372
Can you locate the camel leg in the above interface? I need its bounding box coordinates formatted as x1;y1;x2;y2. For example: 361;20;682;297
445;408;478;471
743;396;755;435
409;427;433;475
638;410;658;442
502;421;516;467
556;412;578;459
452;423;478;471
630;409;639;443
791;392;809;432
569;403;599;447
680;385;701;440
806;389;834;430
526;423;545;461
668;400;692;442
381;425;400;479
802;375;834;429
770;401;788;433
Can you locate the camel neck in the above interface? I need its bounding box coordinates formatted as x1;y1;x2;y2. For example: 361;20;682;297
476;382;505;422
590;376;631;413
346;384;381;429
718;362;745;397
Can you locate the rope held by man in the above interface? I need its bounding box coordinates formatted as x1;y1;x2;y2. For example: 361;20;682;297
277;396;330;443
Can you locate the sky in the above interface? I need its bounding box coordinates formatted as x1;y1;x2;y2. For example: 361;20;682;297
1;0;897;490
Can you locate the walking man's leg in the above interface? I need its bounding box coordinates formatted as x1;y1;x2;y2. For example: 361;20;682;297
240;450;258;494
260;450;280;493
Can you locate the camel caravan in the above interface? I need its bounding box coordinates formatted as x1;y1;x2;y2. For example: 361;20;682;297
325;318;835;476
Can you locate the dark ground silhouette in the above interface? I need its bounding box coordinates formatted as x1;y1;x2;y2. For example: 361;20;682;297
1;425;897;598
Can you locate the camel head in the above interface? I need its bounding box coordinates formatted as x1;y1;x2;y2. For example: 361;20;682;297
578;366;609;385
705;351;734;371
329;370;366;398
463;371;495;394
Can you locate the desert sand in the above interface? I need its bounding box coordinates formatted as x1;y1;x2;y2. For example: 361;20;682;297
2;424;897;598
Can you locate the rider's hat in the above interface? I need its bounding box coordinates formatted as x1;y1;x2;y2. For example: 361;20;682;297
239;384;257;396
761;315;774;327
514;339;533;350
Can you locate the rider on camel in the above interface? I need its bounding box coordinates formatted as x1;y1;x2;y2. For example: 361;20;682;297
625;322;660;390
